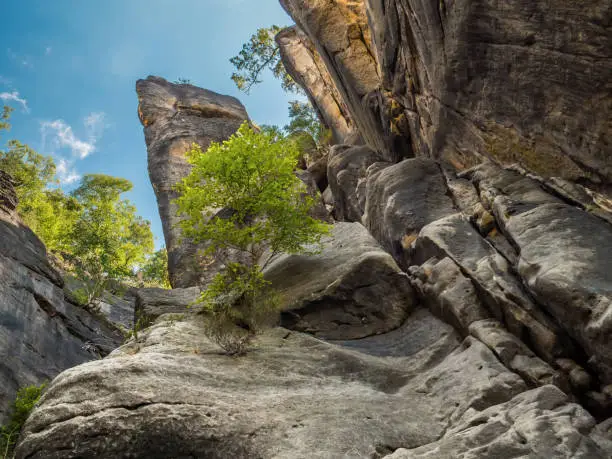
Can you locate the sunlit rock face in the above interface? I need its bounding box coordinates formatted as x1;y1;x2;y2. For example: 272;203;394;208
279;0;612;198
136;76;249;288
275;26;356;145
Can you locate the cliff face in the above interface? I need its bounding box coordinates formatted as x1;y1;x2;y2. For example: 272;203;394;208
0;171;124;424
136;76;249;288
280;0;612;197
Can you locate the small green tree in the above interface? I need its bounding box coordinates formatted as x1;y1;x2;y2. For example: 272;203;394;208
176;122;330;354
0;383;46;458
139;247;171;289
68;175;154;308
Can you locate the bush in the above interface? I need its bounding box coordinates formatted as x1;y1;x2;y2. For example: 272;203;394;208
0;383;46;458
176;122;330;354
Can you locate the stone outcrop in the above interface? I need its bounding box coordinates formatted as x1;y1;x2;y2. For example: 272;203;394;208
264;222;415;339
0;171;124;424
15;312;610;458
279;0;612;198
276;26;355;144
136;76;249;288
134;286;201;326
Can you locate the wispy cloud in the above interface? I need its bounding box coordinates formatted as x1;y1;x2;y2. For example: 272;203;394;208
41;112;108;185
45;46;52;56
56;158;80;185
41;119;96;159
0;91;29;112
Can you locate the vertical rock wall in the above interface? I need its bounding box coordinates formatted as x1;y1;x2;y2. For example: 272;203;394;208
279;0;612;197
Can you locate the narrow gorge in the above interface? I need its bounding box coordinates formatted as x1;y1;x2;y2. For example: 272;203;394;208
1;1;611;457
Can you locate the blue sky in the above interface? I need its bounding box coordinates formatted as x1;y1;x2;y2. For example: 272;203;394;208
0;0;296;248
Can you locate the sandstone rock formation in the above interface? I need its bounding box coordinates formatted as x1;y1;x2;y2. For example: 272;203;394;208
279;0;612;198
136;76;249;288
0;171;124;424
276;26;355;144
264;222;414;339
15;312;609;458
10;2;612;452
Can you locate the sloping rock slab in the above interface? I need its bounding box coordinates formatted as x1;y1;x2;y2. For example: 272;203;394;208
15;310;552;459
264;222;415;340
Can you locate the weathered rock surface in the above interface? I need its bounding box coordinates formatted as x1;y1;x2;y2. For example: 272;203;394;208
327;144;384;222
16;311;610;458
279;0;407;160
388;385;605;459
0;171;123;424
279;0;612;197
472;163;612;385
276;26;355;144
264;222;415;340
134;286;200;326
136;76;249;288
363;158;456;267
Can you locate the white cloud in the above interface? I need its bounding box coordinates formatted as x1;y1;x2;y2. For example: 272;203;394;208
40;112;108;185
0;91;29;112
55;158;80;185
45;46;52;56
41;119;96;159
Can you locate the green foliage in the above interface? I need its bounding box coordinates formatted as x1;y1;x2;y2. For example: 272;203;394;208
230;26;301;94
0;106;155;306
176;122;330;354
173;78;192;85
0;383;46;458
139;248;171;288
0;110;73;250
66;174;155;308
285;100;327;143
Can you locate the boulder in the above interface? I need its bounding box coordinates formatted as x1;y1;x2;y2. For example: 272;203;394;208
264;222;415;340
136;76;249;288
133;286;201;326
327;144;384;222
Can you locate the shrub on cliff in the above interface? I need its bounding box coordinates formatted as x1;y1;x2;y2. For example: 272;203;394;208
176;122;330;354
0;383;46;458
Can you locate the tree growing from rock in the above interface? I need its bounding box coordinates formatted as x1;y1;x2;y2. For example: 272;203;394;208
176;122;330;354
230;27;331;153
